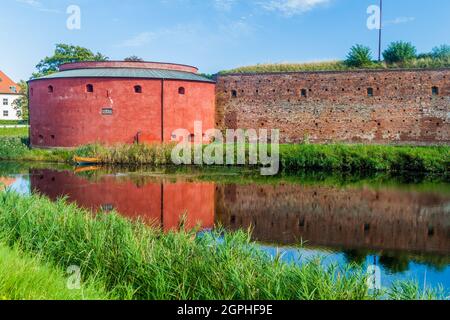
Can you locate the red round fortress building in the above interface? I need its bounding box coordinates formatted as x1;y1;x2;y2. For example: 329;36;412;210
28;61;216;148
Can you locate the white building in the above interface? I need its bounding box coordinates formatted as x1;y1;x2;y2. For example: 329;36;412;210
0;70;22;121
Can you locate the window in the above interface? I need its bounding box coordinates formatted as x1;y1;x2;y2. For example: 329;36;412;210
432;86;439;96
301;89;307;98
3;110;8;117
231;90;237;98
86;84;94;93
178;87;185;95
2;98;7;106
9;86;16;93
134;85;142;94
367;88;374;97
48;85;54;93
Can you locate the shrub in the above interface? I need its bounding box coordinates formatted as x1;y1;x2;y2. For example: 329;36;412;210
383;41;417;64
431;44;450;59
345;45;374;68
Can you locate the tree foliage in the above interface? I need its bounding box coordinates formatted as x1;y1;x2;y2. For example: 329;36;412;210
345;45;374;68
11;80;29;121
431;44;450;59
124;56;144;62
34;44;108;78
382;41;417;64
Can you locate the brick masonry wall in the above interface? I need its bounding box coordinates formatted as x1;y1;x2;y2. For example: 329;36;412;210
216;69;450;144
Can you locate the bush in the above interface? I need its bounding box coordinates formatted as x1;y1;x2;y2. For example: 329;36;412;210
431;44;450;59
383;41;417;64
345;45;374;68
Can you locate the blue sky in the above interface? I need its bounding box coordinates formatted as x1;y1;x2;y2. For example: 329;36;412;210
1;0;449;81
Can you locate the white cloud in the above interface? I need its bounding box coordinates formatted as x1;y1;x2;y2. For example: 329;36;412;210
213;0;237;11
15;0;61;13
260;0;331;16
118;25;200;48
119;32;155;47
384;16;415;26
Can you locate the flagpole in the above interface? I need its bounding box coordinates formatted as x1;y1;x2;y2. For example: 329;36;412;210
378;0;383;61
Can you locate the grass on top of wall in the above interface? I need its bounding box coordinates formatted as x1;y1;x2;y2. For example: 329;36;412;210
219;57;450;74
0;137;448;175
0;191;445;300
0;243;108;300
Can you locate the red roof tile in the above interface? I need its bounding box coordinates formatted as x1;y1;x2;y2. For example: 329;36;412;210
0;70;20;94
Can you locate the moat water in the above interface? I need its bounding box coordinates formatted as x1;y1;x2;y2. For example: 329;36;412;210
1;162;449;293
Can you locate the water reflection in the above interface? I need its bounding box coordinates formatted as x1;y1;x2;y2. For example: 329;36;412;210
30;169;215;231
216;184;450;254
4;165;449;290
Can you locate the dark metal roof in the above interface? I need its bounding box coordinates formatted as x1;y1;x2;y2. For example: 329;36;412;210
31;68;215;83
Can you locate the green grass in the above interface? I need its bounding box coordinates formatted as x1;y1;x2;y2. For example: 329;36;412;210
0;127;28;137
0;137;448;175
0;191;445;300
219;57;450;74
0;120;28;126
0;243;108;300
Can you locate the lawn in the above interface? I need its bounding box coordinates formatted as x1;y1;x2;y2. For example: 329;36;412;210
0;127;28;138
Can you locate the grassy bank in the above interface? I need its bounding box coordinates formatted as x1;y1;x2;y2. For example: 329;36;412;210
0;191;443;300
0;244;107;300
0;137;448;175
219;58;450;74
0;127;28;137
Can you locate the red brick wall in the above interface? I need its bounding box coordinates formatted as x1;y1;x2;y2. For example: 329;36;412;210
216;69;450;144
29;78;215;148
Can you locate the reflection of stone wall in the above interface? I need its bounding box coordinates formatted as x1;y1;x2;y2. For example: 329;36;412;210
216;69;450;144
215;184;450;254
30;169;215;231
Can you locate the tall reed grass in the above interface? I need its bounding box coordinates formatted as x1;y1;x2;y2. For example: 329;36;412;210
0;191;445;300
0;137;448;175
0;243;108;300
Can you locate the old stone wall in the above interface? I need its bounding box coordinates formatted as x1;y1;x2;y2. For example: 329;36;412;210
216;69;450;144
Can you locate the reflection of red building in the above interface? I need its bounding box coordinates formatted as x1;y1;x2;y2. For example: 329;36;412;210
0;177;17;190
30;169;214;231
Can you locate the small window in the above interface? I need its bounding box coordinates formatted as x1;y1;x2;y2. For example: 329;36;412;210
367;88;374;97
3;110;8;117
178;87;185;95
86;84;94;93
134;85;142;93
231;90;237;98
432;86;439;96
48;85;54;93
9;86;16;93
301;89;307;98
2;98;7;106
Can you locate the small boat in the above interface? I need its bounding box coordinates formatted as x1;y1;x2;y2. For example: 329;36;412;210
74;166;101;174
73;156;101;165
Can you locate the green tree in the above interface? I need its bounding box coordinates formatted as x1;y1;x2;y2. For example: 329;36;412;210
34;44;108;78
12;80;29;121
345;44;374;68
124;56;144;62
383;41;417;64
431;44;450;59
